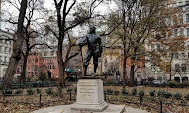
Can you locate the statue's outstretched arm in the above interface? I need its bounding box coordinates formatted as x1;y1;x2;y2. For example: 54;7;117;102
79;36;87;47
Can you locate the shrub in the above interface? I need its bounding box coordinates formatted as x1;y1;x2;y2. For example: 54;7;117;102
157;90;165;97
149;90;156;96
57;87;62;93
66;88;73;92
174;92;182;100
3;88;13;95
27;88;35;95
184;92;189;100
164;92;172;98
14;89;23;95
132;88;137;95
36;88;42;94
121;88;129;94
45;87;53;95
139;90;145;97
114;90;119;95
106;89;113;94
168;81;177;87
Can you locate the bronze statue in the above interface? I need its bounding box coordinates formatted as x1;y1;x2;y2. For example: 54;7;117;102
79;26;103;76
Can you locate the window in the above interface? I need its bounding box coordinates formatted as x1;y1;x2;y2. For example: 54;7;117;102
50;51;54;56
179;2;183;6
44;52;47;56
174;29;177;37
186;14;189;23
180;14;183;24
186;1;189;10
35;58;38;63
179;2;183;10
182;64;186;72
4;56;7;63
137;72;140;78
175;64;180;72
181;53;185;59
173;3;176;7
53;65;56;69
187;28;189;37
151;44;154;51
157;43;160;50
48;65;51;69
181;28;184;36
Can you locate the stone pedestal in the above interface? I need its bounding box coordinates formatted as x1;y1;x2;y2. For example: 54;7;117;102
71;79;109;112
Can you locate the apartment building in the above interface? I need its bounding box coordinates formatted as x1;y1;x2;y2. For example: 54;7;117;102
0;30;13;79
145;0;189;83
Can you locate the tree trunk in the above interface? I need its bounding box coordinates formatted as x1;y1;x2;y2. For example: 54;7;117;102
21;51;29;84
122;44;127;88
2;0;27;88
129;62;135;87
57;39;65;87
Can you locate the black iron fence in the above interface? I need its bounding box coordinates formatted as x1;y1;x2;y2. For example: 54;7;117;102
0;91;189;113
104;93;189;113
0;92;75;107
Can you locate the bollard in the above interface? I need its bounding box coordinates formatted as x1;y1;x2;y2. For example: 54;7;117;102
160;99;162;113
140;96;142;106
39;94;42;107
70;91;72;101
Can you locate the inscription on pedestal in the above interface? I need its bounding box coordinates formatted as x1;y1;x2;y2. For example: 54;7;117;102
79;84;96;96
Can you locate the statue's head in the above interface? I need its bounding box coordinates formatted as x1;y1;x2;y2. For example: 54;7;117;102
89;26;96;33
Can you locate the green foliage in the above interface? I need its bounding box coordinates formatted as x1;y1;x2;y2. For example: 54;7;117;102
164;92;172;98
106;88;113;94
149;90;156;96
14;89;23;95
66;88;73;92
157;90;165;97
168;81;177;87
139;90;144;97
45;87;53;95
132;88;137;95
36;88;42;94
114;90;119;95
2;88;13;95
184;92;189;100
174;92;182;100
121;88;129;94
27;88;35;95
57;87;62;93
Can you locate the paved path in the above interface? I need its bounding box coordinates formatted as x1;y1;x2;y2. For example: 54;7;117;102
32;104;150;113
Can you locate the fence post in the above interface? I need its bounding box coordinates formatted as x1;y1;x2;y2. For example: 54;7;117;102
140;96;142;106
39;94;42;107
160;99;162;113
104;92;106;101
70;91;71;101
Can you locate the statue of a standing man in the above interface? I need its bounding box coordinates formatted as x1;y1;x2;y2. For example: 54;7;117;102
79;26;103;76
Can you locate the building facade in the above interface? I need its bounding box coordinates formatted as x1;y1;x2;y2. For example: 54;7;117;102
0;30;13;80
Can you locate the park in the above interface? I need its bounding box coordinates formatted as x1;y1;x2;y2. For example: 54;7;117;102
0;0;189;113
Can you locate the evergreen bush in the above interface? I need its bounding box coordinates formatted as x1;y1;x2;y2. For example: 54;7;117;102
149;90;156;96
45;87;53;95
139;90;144;97
174;92;182;100
27;88;35;95
132;88;137;95
14;89;23;95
